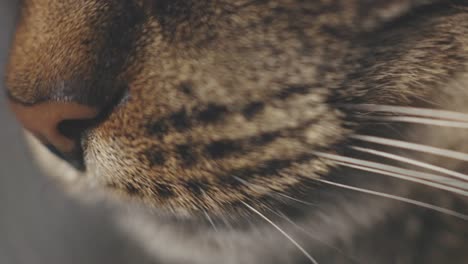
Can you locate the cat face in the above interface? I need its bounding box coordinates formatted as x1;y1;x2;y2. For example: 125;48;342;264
6;1;468;263
5;0;468;223
6;0;347;215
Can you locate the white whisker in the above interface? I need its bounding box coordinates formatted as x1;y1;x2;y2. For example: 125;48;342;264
275;192;318;207
313;152;468;196
352;135;468;161
337;161;468;196
233;177;318;207
233;176;250;187
241;201;319;264
355;116;468;128
351;146;468;181
204;210;218;233
340;104;468;121
316;179;468;221
269;210;363;264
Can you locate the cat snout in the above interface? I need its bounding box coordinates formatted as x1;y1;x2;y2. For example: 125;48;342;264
8;98;100;170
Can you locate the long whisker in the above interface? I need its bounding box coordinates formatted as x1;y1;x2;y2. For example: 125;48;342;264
316;179;468;221
274;192;318;207
233;176;317;207
352;135;468;161
340;104;468;121
241;201;319;264
337;161;468;196
353;116;468;128
268;209;363;264
351;146;468;181
203;210;218;233
313;152;468;195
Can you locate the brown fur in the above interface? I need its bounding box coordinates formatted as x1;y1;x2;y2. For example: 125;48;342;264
5;0;468;263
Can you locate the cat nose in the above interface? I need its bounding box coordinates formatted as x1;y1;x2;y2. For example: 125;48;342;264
8;99;99;164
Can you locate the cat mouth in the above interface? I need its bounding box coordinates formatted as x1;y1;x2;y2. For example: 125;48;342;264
13;87;131;174
44;142;86;171
25;131;86;183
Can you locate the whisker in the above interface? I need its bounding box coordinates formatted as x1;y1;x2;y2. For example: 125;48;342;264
274;192;318;207
313;152;468;196
234;176;319;207
241;201;319;264
336;161;468;196
340;104;468;121
203;210;218;233
316;179;468;221
352;135;468;162
353;116;468;128
233;176;250;187
351;146;468;181
268;209;363;264
233;176;320;210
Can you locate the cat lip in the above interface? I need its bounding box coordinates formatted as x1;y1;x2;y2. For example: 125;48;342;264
10;86;129;173
44;143;86;171
42;88;130;172
7;95;99;173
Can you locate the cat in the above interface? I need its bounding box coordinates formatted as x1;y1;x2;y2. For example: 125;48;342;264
5;0;468;263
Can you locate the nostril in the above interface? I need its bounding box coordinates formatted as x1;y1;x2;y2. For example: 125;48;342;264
57;118;97;140
8;99;100;170
56;118;98;170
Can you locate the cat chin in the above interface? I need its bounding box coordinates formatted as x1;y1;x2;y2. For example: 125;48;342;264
23;136;296;263
25;132;84;183
111;180;398;264
113;192;396;264
23;132;396;263
24;131;111;203
115;207;296;264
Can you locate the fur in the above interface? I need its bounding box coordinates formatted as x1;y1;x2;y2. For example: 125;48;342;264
5;0;468;263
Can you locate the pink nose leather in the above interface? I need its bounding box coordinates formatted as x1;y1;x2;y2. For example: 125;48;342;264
9;100;99;154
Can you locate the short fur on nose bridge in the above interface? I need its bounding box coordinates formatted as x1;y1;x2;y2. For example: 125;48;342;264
8;100;99;154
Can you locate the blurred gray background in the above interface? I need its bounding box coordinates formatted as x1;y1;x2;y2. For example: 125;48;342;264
0;1;153;263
